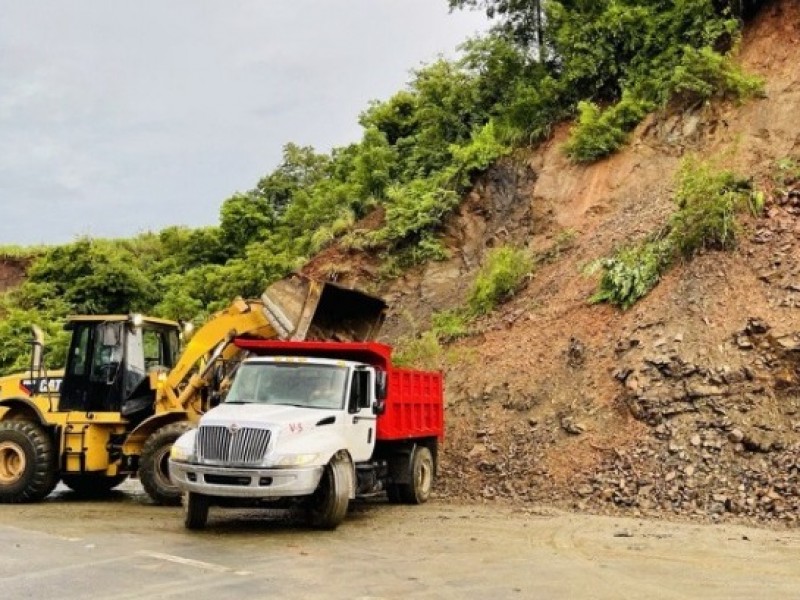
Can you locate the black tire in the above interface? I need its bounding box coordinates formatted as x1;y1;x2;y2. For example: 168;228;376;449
139;421;193;506
398;446;434;504
0;421;58;503
62;474;127;497
184;492;210;530
306;452;351;529
385;483;402;504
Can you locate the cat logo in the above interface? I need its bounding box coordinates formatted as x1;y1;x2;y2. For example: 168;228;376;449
19;377;63;396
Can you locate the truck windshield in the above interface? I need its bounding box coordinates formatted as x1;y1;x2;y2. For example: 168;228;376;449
225;362;348;410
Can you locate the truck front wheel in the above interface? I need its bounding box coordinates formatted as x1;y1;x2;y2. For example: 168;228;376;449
184;492;210;530
0;421;58;503
140;422;193;506
398;446;434;504
306;453;351;529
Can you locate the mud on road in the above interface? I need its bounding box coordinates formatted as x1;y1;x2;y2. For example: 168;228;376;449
0;482;798;599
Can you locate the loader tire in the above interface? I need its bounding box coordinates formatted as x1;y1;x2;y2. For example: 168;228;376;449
397;446;434;505
0;421;58;503
140;421;193;506
306;452;351;530
184;492;210;530
62;474;127;497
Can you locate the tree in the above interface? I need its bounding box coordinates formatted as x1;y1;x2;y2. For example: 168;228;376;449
219;193;275;255
23;239;156;314
449;0;547;58
252;143;331;215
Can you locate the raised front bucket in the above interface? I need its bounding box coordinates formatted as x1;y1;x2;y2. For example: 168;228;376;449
261;273;386;342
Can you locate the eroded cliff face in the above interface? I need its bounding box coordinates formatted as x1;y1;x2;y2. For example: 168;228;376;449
303;0;800;524
0;258;28;294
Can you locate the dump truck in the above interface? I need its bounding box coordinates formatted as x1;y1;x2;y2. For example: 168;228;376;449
0;274;386;505
169;339;444;529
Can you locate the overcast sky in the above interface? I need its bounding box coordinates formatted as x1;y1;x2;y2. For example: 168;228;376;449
0;1;487;246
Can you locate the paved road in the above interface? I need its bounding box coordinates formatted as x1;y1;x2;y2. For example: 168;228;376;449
1;482;799;599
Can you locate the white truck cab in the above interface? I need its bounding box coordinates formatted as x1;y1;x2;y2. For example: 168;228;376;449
169;355;384;529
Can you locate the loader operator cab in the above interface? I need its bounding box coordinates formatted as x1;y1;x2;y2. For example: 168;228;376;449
59;315;181;422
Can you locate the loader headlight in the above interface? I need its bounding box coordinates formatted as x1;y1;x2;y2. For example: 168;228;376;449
274;453;320;467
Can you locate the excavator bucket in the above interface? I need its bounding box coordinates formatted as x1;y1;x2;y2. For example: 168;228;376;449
261;273;386;342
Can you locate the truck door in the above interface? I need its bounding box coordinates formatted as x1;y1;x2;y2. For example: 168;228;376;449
347;369;376;463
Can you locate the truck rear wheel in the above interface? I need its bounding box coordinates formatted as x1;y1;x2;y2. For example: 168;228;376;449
184;492;210;530
398;446;434;504
0;421;58;503
140;422;193;506
306;453;351;529
62;474;127;497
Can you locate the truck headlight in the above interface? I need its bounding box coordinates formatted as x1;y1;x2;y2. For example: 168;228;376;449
169;430;196;463
274;453;320;467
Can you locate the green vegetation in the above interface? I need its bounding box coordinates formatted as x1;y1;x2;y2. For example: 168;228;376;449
589;239;673;310
669;157;754;256
591;156;757;309
773;157;800;190
0;1;769;374
468;246;532;316
393;332;443;370
431;310;470;342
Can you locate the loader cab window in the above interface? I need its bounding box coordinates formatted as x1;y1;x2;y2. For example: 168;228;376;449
90;323;123;383
123;325;179;400
61;321;125;413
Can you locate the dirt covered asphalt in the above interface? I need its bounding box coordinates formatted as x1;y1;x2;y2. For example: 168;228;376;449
0;481;798;599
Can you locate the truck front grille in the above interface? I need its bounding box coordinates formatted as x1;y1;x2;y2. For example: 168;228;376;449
196;426;271;466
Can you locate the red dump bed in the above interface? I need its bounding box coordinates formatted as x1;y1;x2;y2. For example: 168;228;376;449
234;339;444;442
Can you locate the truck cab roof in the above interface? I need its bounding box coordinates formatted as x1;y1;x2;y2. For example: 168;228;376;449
234;339;393;370
242;355;364;369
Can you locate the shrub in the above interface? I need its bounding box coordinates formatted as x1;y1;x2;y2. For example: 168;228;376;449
468;246;532;316
669;157;752;256
393;332;442;370
431;310;469;342
449;121;511;189
773;157;800;188
589;239;674;310
668;45;763;105
377;176;460;246
564;95;654;163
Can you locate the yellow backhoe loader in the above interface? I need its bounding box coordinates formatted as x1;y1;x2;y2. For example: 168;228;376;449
0;274;385;505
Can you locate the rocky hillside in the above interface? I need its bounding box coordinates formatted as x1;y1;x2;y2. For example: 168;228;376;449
305;0;800;526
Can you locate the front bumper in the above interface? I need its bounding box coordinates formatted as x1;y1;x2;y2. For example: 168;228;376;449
169;460;323;499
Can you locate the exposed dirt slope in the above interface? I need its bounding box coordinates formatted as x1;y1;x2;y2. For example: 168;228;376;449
0;257;28;294
304;0;800;526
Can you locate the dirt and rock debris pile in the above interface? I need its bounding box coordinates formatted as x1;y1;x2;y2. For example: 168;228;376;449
434;163;800;526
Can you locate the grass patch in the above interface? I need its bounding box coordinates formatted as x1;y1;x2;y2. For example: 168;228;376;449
468;246;532;316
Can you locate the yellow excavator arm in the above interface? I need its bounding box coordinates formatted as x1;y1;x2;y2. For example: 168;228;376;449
154;274;386;418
